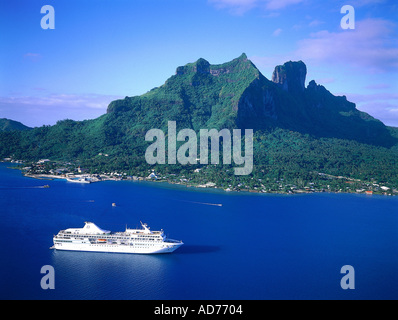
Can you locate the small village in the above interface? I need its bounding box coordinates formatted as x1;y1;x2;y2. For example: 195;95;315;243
3;157;397;196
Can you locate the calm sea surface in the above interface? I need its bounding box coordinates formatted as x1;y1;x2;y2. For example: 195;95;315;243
0;163;397;300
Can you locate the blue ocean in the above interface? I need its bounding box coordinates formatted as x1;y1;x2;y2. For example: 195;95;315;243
0;162;397;300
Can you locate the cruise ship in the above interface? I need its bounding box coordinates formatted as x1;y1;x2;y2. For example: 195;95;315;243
52;221;183;254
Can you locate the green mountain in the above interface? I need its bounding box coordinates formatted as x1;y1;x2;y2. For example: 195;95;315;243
107;53;396;147
0;118;32;132
107;54;261;132
1;54;397;189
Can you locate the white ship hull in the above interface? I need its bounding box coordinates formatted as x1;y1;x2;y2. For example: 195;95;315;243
52;221;183;255
53;241;182;254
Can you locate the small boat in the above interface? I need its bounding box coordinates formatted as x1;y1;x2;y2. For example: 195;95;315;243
112;203;117;207
67;177;91;184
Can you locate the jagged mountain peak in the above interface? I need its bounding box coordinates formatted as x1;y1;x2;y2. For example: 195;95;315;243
272;60;307;93
175;53;255;77
176;58;210;75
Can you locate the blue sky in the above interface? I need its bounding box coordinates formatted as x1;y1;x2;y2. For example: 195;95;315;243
1;0;397;127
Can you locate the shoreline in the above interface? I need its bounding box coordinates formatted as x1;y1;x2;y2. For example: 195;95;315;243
21;172;396;197
2;161;395;196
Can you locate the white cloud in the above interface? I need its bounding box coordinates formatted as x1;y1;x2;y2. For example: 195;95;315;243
340;93;398;127
357;102;398;127
208;0;304;13
349;0;388;7
264;0;304;10
208;0;257;14
0;93;121;127
364;83;390;90
250;17;398;128
308;19;324;27
272;28;282;36
295;19;398;73
23;53;42;62
1;94;116;109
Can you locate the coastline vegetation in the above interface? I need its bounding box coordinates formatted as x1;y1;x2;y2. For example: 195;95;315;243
3;126;397;196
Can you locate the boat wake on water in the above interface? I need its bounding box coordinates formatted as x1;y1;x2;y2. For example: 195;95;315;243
176;199;222;207
0;185;50;189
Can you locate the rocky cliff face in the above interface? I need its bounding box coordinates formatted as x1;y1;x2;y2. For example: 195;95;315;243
236;75;278;129
176;58;211;75
176;54;251;77
272;61;307;94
